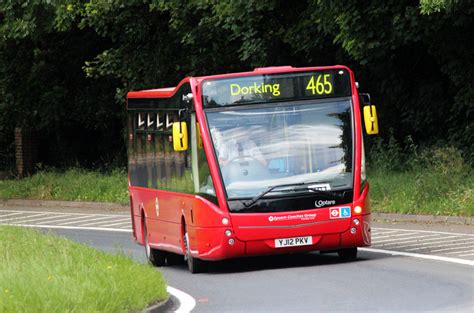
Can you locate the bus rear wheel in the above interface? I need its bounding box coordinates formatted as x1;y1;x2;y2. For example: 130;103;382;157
144;222;165;267
337;247;358;261
183;230;208;274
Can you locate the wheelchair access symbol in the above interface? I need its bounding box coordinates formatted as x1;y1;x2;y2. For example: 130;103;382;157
329;207;351;219
340;207;351;218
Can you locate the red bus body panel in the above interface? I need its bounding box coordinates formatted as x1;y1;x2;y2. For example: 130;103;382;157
127;65;371;261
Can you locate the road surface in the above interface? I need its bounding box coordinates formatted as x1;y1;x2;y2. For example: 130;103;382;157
1;207;473;312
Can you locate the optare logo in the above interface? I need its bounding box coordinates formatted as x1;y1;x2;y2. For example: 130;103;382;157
268;216;274;222
315;200;336;208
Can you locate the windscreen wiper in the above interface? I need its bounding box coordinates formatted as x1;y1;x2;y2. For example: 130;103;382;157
243;181;341;208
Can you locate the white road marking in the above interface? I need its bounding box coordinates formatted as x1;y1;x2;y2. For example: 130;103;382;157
93;221;132;228
404;241;473;252
446;250;474;255
0;209;128;217
0;213;47;222
7;224;132;233
371;230;399;234
167;286;196;313
375;234;440;244
58;215;109;225
7;213;86;224
80;218;130;227
0;212;25;218
430;246;474;253
361;248;474;266
374;227;474;237
55;215;116;225
378;235;462;246
117;225;132;229
372;232;420;240
458;252;474;257
24;214;100;225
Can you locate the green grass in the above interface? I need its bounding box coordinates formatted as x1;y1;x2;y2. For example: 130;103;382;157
0;226;167;313
367;145;473;216
369;169;474;216
0;168;128;204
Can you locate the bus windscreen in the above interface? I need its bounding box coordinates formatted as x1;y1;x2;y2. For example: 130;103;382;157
202;69;352;107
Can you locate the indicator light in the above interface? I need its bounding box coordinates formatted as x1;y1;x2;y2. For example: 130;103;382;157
222;217;229;225
353;218;360;225
228;238;235;245
225;230;232;237
350;227;357;234
354;206;362;214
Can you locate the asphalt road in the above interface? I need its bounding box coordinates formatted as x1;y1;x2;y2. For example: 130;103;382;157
48;228;474;313
2;208;473;260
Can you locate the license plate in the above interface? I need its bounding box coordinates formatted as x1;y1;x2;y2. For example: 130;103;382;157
275;236;312;248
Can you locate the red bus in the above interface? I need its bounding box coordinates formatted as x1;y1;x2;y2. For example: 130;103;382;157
126;65;379;273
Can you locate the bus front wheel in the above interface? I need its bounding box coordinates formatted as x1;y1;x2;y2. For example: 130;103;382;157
183;230;208;274
338;247;358;261
144;222;165;266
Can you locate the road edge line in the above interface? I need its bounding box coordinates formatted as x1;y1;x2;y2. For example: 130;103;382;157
361;247;474;266
167;286;196;313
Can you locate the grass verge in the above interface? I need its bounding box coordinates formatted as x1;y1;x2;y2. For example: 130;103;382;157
0;225;167;313
369;169;473;216
368;145;473;217
0;168;128;204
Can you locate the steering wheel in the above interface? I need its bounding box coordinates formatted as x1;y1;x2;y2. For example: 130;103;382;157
221;155;268;182
227;155;261;165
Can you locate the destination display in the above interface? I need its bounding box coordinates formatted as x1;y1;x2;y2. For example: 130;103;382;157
202;69;352;107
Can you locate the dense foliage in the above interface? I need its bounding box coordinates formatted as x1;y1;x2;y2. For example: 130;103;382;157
0;0;472;171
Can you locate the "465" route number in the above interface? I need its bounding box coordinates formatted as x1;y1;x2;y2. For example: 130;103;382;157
306;74;333;95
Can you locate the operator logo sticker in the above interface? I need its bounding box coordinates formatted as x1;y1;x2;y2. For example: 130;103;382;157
268;213;317;222
329;207;351;219
330;208;340;219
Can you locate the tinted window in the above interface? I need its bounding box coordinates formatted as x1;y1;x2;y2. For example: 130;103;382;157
127;84;193;192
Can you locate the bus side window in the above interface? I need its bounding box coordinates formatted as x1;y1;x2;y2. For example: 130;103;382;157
155;86;193;193
127;84;194;193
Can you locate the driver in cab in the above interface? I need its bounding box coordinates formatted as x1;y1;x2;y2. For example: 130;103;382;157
211;128;267;167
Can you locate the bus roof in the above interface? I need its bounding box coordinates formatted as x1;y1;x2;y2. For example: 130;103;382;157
126;65;350;99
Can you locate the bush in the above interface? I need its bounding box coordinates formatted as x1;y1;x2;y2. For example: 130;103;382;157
368;141;473;216
0;168;129;204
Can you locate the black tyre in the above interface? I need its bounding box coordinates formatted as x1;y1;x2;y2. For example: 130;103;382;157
337;247;358;261
144;222;165;266
166;252;185;266
183;231;208;274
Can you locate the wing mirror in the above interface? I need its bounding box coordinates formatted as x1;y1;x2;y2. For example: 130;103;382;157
363;105;379;135
172;122;188;151
360;93;379;135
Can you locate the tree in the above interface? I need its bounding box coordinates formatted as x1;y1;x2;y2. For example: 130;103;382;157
0;0;472;172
